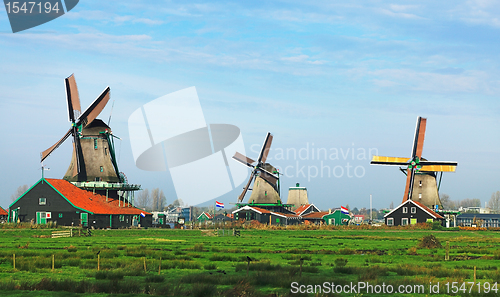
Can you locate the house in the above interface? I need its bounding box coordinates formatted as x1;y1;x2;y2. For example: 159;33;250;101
232;205;301;225
384;199;443;226
0;207;8;223
9;178;152;228
213;214;233;222
197;212;213;222
294;204;320;216
352;214;364;224
323;209;351;226
456;213;500;228
301;211;329;224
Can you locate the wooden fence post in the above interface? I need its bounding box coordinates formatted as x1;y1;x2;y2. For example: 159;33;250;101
98;254;100;271
144;257;147;272
13;254;15;270
445;241;450;261
52;254;55;271
474;266;476;283
158;257;161;275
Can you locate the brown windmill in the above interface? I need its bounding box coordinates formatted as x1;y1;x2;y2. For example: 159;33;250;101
371;117;457;209
232;132;280;203
40;74;121;184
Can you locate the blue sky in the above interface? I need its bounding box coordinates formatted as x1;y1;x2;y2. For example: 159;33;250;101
0;0;499;210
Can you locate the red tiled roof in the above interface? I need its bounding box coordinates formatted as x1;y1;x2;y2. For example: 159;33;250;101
46;179;150;215
0;207;7;216
294;204;311;215
302;211;329;219
250;207;271;214
273;212;300;218
412;200;444;219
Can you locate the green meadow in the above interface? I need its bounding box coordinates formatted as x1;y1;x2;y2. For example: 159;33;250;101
0;227;500;296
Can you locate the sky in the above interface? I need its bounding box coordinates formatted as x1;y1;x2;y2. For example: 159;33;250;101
0;0;499;211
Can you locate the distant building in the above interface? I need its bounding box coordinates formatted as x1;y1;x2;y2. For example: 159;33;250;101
459;207;491;214
456;213;500;228
384;200;443;226
301;211;329;225
352;215;365;223
9;178;152;228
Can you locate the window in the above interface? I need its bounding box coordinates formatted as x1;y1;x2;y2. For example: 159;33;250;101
402;218;409;226
276;218;280;223
419;180;422;187
100;166;104;172
411;207;416;214
39;198;46;205
418;193;422;199
94;139;98;149
119;215;124;222
426;219;433;223
387;218;394;226
402;207;408;214
58;213;63;218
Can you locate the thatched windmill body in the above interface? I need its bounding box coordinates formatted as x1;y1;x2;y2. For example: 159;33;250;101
371;117;457;209
232;132;280;204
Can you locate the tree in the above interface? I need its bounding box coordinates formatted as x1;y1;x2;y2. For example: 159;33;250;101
459;198;481;208
151;188;166;211
11;185;29;202
439;194;456;210
136;189;151;210
488;191;500;213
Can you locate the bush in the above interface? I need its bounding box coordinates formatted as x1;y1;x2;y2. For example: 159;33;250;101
419;234;442;249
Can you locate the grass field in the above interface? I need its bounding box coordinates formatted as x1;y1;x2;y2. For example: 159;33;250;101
1;227;500;296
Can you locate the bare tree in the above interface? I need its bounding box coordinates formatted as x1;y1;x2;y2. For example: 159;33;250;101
459;198;481;208
488;191;500;213
151;188;166;211
440;194;456;210
11;185;30;202
136;189;151;210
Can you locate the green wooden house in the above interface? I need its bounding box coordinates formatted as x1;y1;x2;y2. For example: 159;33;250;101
197;212;213;222
323;209;351;226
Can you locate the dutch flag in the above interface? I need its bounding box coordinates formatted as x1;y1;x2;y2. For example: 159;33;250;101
140;212;146;217
215;201;224;209
341;206;349;214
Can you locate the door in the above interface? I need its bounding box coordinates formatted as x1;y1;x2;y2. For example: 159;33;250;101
12;209;19;223
80;213;88;227
411;218;417;225
36;212;46;224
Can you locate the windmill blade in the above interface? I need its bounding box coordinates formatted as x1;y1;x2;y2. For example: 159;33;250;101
71;142;79;177
258;170;278;186
257;132;273;163
371;156;409;166
418;161;458;166
65;74;81;122
238;170;257;202
71;124;83;176
258;166;279;180
232;152;256;168
76;86;110;128
411;117;427;159
40;128;72;162
419;164;457;172
402;168;415;202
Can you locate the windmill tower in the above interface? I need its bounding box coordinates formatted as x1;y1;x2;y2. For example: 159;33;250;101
232;132;281;204
286;183;309;210
370;117;457;209
41;74;139;201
